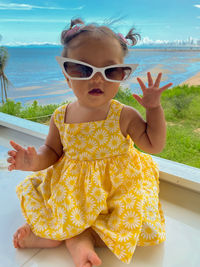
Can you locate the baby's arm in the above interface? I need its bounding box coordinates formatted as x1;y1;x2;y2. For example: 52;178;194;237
7;116;63;171
126;72;172;154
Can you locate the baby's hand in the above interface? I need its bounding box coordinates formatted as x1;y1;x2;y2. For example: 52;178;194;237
7;140;38;171
133;72;173;109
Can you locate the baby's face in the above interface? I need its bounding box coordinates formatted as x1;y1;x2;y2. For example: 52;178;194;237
64;35;124;108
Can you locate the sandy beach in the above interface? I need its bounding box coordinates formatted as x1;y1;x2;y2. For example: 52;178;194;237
180;72;200;86
7;67;199;106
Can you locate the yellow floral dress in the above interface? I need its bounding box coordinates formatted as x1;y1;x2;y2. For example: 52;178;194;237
16;99;165;264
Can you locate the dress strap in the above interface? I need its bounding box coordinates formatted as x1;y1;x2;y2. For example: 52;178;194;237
106;99;124;121
53;104;67;131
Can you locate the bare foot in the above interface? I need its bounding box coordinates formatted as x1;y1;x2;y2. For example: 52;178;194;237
65;228;102;267
13;224;62;249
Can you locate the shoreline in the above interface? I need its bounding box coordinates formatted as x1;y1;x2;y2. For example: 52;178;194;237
180;72;200;86
129;48;200;52
6;70;200;106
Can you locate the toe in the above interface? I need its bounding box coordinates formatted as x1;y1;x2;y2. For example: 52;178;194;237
16;224;31;248
88;251;102;266
13;230;20;248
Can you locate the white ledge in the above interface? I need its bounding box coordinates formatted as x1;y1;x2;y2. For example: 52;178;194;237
0;112;48;139
0;112;200;193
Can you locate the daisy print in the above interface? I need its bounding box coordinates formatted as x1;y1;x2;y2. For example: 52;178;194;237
109;136;121;150
100;236;114;251
159;229;166;241
135;199;144;213
91;187;105;203
94;129;109;145
34;218;48;232
57;206;68;224
95;202;107;214
111;173;123;187
53;184;67;203
28;212;39;225
69;164;82;175
125;164;140;177
64;194;75;211
38;207;52;220
66;124;80;135
65;175;77;191
91;170;101;186
144;205;157;221
114;244;127;259
95;146;109;159
26;198;41;211
85;195;97;212
79;151;92;160
81;123;95;135
74;136;86;151
21;182;33;195
118;229;134;242
86;212;98;223
65;148;77;159
123;193;136;209
108;213;120;231
86;138;98;154
140;222;158;240
105;120;116;133
126;242;137;254
122;211;141;230
70;208;85;227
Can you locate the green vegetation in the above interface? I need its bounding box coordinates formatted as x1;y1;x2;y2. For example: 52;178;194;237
0;85;200;168
0;99;63;123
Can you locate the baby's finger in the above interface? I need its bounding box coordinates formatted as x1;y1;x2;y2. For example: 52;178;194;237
8;164;16;171
8;150;17;157
159;83;173;93
154;73;162;88
137;77;146;92
147;72;153;87
7;157;15;164
10;140;24;152
132;94;143;105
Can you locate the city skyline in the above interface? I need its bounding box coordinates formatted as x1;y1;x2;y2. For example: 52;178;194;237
0;0;200;46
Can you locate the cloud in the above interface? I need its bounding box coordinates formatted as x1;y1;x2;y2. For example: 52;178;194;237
0;18;68;22
0;3;84;10
194;4;200;8
139;37;169;44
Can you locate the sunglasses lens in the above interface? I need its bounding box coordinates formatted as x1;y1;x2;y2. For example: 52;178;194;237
63;62;93;78
105;67;132;81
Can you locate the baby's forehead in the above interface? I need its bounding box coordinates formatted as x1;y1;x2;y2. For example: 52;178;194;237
67;34;124;61
69;32;119;48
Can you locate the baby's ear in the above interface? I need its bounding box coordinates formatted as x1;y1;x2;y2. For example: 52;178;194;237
63;71;72;88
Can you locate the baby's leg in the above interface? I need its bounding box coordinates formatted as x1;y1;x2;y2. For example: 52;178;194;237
65;228;105;267
13;224;62;249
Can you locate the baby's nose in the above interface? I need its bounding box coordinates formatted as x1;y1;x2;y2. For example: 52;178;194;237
91;72;105;82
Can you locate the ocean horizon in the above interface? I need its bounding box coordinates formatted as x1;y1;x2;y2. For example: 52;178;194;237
3;45;200;106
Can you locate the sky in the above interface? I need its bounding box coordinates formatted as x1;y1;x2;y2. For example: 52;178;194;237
0;0;200;46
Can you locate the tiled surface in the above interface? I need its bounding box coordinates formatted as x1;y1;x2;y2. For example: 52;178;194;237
20;216;200;267
0;170;40;267
0;169;200;267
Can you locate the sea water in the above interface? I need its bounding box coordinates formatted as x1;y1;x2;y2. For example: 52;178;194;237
4;46;200;106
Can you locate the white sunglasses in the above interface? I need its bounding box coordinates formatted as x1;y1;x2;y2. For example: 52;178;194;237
56;56;138;83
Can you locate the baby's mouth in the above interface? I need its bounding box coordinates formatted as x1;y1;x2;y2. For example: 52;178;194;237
88;88;104;95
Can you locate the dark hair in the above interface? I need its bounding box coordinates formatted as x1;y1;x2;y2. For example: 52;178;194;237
61;18;141;57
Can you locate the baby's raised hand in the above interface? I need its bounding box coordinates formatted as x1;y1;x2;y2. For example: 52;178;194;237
133;72;173;109
7;140;38;171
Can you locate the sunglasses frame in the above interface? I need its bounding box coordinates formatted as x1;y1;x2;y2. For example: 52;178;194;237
56;56;138;83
